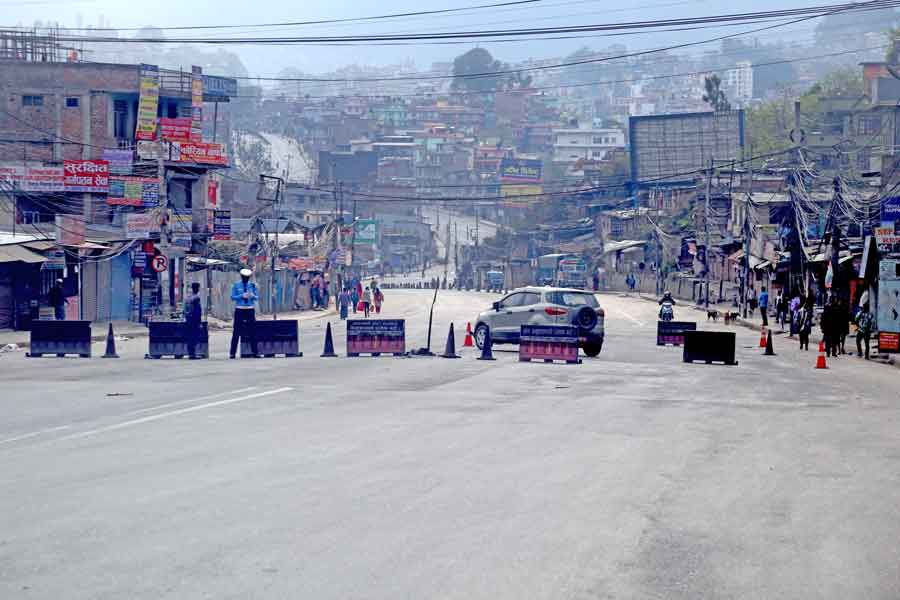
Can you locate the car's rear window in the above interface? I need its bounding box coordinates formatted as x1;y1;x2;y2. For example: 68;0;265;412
546;291;599;308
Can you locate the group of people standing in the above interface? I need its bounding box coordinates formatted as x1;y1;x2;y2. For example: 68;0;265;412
758;287;876;360
310;273;330;310
339;277;385;320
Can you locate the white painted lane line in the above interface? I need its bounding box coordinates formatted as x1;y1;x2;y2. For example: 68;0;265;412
59;387;294;441
0;426;71;446
616;309;647;328
123;386;259;417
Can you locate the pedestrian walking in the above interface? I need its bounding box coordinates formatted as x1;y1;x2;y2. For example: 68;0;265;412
185;282;203;359
789;292;802;337
339;288;351;320
820;297;840;358
229;268;260;359
310;273;321;309
592;271;600;291
838;298;850;355
797;301;813;351
350;276;360;313
373;286;384;314
855;303;874;359
758;287;769;327
48;278;67;321
362;285;372;318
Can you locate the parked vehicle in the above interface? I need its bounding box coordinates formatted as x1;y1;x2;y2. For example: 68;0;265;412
474;286;605;356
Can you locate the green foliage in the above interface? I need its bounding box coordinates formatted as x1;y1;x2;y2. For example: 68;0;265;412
702;75;731;112
452;48;503;93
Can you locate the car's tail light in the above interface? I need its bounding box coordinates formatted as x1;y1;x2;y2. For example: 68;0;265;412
545;307;568;316
596;308;605;317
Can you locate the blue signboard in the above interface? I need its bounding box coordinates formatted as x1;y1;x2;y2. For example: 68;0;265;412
882;196;900;225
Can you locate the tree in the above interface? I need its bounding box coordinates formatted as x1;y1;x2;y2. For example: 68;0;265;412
452;48;503;93
702;75;731;112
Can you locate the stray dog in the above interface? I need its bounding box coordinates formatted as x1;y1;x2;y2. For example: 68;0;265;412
724;311;740;324
707;310;720;321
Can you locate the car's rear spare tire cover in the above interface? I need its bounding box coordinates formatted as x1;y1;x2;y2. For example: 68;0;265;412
573;306;598;330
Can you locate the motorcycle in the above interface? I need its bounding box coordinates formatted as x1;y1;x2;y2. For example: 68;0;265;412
659;301;674;322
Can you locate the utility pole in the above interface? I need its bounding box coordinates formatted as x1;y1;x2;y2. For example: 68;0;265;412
830;176;842;301
704;157;713;309
742;164;753;318
259;174;284;319
157;155;171;315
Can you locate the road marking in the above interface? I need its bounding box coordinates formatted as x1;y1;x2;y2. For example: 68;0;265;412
616;309;647;328
123;386;259;417
0;425;71;446
59;387;294;441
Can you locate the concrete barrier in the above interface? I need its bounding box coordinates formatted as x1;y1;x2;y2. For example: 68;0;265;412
27;320;92;358
656;321;697;346
146;322;209;359
241;319;302;358
682;330;738;365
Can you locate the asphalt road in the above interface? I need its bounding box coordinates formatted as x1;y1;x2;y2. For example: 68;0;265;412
1;290;899;599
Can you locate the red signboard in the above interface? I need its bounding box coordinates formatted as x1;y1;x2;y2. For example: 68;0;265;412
63;160;109;193
175;142;227;166
519;325;580;364
879;332;900;353
159;117;192;143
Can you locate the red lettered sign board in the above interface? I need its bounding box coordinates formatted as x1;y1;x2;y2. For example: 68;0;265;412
519;324;580;363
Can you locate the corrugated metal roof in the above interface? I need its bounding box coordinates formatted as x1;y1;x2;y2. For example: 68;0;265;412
0;244;46;264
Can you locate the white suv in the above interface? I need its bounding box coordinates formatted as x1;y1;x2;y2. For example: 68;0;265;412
474;286;606;356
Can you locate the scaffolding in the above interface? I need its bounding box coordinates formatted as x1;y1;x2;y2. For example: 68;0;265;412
0;28;84;63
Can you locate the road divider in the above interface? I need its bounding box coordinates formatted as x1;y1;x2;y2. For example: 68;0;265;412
682;330;738;366
656;321;697;346
241;320;302;358
146;322;209;359
519;324;581;365
26;320;92;358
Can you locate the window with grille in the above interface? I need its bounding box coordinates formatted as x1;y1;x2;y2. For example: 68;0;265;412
22;95;43;106
65;97;79;108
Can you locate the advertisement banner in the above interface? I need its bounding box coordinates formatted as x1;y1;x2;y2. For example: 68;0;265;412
191;65;203;143
346;319;406;356
354;219;378;244
878;277;900;340
63;160;109;193
170;209;193;249
882;196;900;225
159;117;192;143
173;142;227;165
135;64;160;141
500;157;543;184
0;164;65;192
136;141;167;161
875;226;900;255
213;209;231;240
501;184;542;206
101;149;134;175
108;176;160;207
125;213;159;239
519;324;580;364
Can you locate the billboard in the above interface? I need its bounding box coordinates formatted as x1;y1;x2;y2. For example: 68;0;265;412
107;176;160;207
882;196;900;226
500;157;543;184
191;66;203;143
629;110;744;186
0;164;64;192
213;209;231;240
172;142;228;166
135;64;160;141
159;117;192;143
125;213;159;239
355;219;378;245
101;149;133;175
63;160;109;193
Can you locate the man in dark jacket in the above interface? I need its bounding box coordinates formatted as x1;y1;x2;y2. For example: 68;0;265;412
185;282;203;359
48;278;67;320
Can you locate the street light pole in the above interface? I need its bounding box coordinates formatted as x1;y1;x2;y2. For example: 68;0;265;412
704;158;713;309
259;174;284;319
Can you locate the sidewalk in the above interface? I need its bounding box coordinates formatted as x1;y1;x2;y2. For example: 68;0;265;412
623;290;899;370
0;307;336;350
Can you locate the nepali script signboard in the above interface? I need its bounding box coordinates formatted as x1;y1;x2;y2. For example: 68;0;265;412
346;319;406;357
519;324;581;364
63;160;109;193
136;64;160;141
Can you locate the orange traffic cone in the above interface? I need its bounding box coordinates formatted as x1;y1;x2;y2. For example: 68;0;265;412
815;341;828;369
759;327;768;348
463;322;474;347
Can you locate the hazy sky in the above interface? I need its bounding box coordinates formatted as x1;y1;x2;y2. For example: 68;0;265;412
3;0;835;75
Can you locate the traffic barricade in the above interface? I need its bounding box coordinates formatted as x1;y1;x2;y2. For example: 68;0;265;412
145;321;209;359
656;321;697;346
346;319;406;357
682;330;738;365
519;324;581;364
241;319;302;357
26;320;92;358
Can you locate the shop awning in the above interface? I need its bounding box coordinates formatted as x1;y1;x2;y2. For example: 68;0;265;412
0;244;46;264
